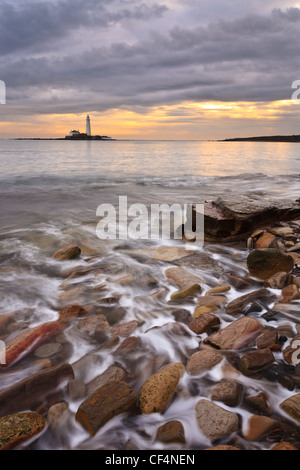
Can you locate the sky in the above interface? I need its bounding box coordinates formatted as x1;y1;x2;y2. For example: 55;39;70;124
0;0;300;139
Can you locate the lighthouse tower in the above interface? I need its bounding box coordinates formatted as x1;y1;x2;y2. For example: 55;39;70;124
86;115;91;136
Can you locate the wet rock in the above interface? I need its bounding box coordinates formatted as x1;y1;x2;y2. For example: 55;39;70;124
67;379;86;400
271;442;298;450
264;271;290;289
58;304;89;324
293;277;300;288
1;321;65;368
76;380;137;436
272;302;300;316
246;249;294;280
188;314;220;335
193;305;220;318
0;412;46;450
194;195;300;242
0;312;16;335
47;402;72;431
280;284;300;303
94;328;109;345
204;317;263;350
97;306;127;325
269;226;296;240
280;393;300;423
239;349;274;376
172;308;192;324
277;323;295;339
225;272;254;290
245;392;271;415
77;315;110;336
111;320;139;338
221;364;243;380
165;267;203;289
225;288;273;316
174;252;221;274
206;285;231;295
71;352;102;381
170;283;202;301
139;363;185;414
155;420;186;444
52;245;81;261
208;380;243;407
197;295;227;308
187;350;223;375
86;366;126;396
34;342;63;359
254;232;276;249
256;328;280;351
114;336;141;355
0;363;74;418
195;399;239;442
243;415;280;441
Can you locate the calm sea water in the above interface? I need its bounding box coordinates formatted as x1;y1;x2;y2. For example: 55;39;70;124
0;139;300;230
0;139;300;450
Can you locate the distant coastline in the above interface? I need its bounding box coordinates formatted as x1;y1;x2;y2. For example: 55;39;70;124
13;137;116;141
220;134;300;143
12;134;300;142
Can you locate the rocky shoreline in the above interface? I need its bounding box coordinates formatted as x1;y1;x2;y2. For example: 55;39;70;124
1;196;300;450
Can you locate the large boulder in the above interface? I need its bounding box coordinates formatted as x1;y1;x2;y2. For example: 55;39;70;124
188;195;300;242
246;249;294;280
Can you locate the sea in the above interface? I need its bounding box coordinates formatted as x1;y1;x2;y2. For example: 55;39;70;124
0;138;300;450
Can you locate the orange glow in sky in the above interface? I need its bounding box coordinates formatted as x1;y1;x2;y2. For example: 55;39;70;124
0;99;297;140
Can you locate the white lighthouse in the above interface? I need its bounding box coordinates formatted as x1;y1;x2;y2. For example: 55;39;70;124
86;115;91;136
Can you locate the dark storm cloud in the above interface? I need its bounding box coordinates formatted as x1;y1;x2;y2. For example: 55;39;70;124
2;2;300;114
0;0;168;55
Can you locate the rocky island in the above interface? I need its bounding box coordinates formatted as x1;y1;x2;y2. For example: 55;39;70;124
221;135;300;143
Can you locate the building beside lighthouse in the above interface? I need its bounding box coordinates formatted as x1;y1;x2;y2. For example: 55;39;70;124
65;115;113;140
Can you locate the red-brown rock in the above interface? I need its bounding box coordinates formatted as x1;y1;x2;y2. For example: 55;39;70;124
204;317;263;350
155;420;186;443
188;314;220;334
1;321;65;368
239;349;274;376
280;284;300;303
225;289;273;315
76;380;137;436
52;245;81;261
58;305;88;324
